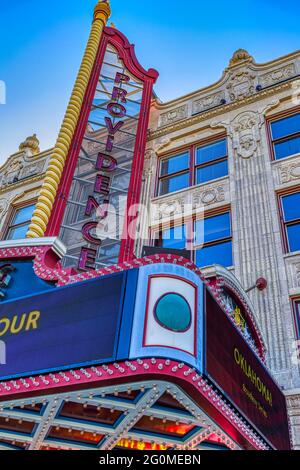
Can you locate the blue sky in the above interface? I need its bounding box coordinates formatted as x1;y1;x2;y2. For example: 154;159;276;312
0;0;299;162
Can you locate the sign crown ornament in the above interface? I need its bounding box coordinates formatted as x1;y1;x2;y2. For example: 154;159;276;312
229;48;253;67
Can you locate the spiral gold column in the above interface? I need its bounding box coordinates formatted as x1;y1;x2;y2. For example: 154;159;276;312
27;1;111;238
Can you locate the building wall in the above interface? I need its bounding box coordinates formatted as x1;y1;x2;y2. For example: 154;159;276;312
1;48;300;448
143;49;300;448
0;136;51;239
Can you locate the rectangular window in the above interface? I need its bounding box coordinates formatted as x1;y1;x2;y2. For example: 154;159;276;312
270;113;300;160
5;204;36;240
156;225;187;251
155;210;233;268
158;152;189;196
195;139;228;185
157;137;228;196
281;192;300;253
294;300;300;338
195;212;233;268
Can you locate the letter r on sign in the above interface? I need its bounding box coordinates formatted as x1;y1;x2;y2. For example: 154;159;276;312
115;72;130;84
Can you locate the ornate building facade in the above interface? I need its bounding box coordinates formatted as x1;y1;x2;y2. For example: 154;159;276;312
0;1;299;450
0;135;51;241
143;48;300;448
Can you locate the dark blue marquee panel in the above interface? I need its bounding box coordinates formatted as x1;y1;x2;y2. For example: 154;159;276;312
0;269;138;380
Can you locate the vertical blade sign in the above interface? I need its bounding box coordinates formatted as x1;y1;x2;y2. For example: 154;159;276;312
50;28;158;271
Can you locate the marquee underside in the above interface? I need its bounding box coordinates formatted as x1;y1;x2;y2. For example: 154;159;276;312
0;359;269;451
0;377;240;451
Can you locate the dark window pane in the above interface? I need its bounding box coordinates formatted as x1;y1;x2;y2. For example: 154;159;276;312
274;136;300;160
159;172;189;195
271;113;300;140
196;160;228;184
282;193;300;221
287;223;300;252
195;213;231;245
7;224;30;240
161;225;186;250
196;241;233;267
13;204;35;225
160;153;189;177
196;139;227;165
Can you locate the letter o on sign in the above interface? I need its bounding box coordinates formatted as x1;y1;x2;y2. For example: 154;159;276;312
107;102;126;118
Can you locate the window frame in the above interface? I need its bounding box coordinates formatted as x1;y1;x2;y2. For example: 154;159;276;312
155;134;227;197
267;107;300;161
193;208;233;268
278;189;300;254
153;206;233;268
2;200;36;241
157;151;191;197
194;139;228;186
292;298;300;339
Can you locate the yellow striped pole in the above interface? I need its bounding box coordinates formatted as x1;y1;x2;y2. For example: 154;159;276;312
27;1;111;238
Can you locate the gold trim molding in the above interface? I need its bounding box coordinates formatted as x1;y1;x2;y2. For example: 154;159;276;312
149;82;293;141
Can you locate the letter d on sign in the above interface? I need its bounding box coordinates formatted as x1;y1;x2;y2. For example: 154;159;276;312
0;341;6;364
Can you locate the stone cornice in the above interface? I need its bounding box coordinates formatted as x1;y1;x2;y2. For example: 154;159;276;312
0;173;45;195
149;82;293;141
153;49;300;111
0;148;52;173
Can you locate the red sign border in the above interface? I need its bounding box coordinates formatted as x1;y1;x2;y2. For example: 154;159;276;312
44;27;158;265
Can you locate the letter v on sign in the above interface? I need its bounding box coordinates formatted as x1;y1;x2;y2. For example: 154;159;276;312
105;117;124;135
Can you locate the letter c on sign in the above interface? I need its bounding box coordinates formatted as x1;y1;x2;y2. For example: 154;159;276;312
82;222;102;245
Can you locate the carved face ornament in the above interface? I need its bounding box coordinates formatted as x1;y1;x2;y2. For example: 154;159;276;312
237;133;257;159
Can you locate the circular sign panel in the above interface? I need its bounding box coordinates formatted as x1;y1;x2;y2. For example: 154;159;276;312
154;293;192;332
